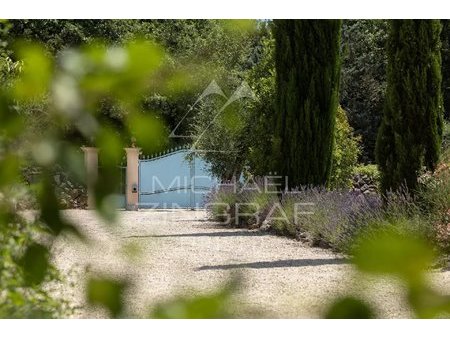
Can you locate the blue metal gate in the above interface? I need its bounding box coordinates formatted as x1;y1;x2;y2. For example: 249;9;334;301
138;148;217;209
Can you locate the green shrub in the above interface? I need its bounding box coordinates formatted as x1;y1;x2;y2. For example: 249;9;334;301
329;106;361;189
269;196;298;238
206;179;278;228
238;188;278;228
0;213;71;318
206;187;240;224
443;121;450;151
353;164;380;180
442;122;450;164
416;154;450;253
349;212;434;253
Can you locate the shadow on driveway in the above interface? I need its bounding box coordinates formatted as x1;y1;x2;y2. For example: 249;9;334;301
123;230;269;239
196;258;348;271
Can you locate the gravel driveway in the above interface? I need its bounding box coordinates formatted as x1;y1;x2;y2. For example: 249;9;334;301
51;209;450;318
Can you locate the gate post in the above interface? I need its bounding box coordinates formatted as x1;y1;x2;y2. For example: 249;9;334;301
124;147;140;210
81;147;98;210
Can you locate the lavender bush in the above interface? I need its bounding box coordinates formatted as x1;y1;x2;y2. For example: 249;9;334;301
269;187;383;251
206;176;444;254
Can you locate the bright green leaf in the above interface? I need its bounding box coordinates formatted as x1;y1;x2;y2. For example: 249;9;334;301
87;277;126;318
352;227;435;282
12;42;52;101
19;243;49;286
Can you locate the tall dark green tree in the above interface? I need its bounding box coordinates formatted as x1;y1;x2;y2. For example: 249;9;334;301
376;20;443;193
273;20;341;188
441;19;450;120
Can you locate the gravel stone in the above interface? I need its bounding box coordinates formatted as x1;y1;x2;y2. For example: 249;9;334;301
50;209;450;318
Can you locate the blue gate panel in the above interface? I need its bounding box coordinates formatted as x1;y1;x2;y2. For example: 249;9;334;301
138;149;216;209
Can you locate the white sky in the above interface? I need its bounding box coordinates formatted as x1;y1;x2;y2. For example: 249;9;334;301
2;0;450;19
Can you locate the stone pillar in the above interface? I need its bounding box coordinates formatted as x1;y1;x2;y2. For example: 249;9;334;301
124;147;140;211
81;147;99;210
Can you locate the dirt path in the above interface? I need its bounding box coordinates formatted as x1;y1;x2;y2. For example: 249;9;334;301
51;209;450;318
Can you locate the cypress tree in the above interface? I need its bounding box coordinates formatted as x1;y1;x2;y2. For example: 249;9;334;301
376;20;443;193
273;20;341;188
441;20;450;120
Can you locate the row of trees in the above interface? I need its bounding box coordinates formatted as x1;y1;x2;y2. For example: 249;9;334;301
2;20;260;148
274;19;444;193
1;19;448;193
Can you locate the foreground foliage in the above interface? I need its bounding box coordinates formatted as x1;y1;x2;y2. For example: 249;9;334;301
327;227;450;318
0;20;255;319
0;213;70;318
1;19;449;319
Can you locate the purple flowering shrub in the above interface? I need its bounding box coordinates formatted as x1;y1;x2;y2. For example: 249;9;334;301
206;177;442;253
268;187;383;251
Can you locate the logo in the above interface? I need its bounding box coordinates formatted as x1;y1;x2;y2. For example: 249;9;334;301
169;80;255;152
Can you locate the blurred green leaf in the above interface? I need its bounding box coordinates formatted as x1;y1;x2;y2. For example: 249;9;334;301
31;140;57;166
80;43;123;97
59;144;86;184
96;127;123;166
113;40;165;104
352;228;435;282
408;285;450;318
81;72;118;97
87;277;126;318
93;127;124;222
12;42;52;101
221;20;257;34
19;243;49;286
0;94;24;139
126;39;164;80
52;73;82;117
161;69;190;96
38;176;82;238
150;277;239;319
325;296;375;319
127;113;167;154
95;193;118;223
84;42;108;66
0;154;21;188
79;40;165;104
